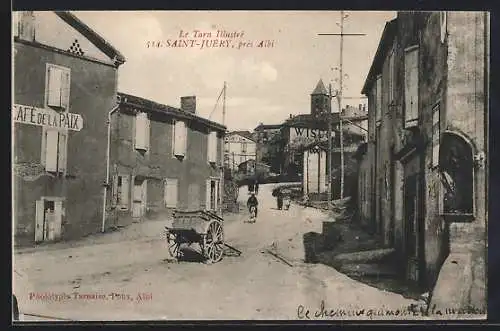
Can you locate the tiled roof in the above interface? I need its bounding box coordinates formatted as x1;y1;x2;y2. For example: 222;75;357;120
311;79;328;95
228;130;256;142
117;92;226;132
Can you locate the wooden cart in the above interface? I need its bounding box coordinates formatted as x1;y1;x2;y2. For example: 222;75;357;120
164;210;225;263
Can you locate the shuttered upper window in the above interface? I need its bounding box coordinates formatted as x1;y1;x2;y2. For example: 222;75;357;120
404;46;419;128
173;120;187;157
42;128;67;174
134;112;150;151
207;131;218;163
46;64;71;110
375;76;382;124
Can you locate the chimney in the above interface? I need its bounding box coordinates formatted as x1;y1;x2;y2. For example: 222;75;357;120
180;96;196;114
16;11;36;42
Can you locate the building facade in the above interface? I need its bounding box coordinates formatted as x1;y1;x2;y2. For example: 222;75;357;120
253;123;282;173
105;93;226;228
224;131;257;171
359;11;488;310
12;11;125;246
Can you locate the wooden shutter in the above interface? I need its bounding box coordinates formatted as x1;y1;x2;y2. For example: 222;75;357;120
432;105;440;167
60;69;71;110
404;47;419;126
145;116;150;150
205;179;211;210
53;200;63;240
45;130;58;172
57;131;67;173
164;179;178;208
13;12;20;37
47;66;62;107
35;200;44;242
376;77;382;122
174;121;186;156
121;175;129;208
135;112;147;150
208;131;217;163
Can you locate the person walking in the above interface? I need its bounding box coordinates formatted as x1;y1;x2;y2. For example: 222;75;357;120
276;189;283;210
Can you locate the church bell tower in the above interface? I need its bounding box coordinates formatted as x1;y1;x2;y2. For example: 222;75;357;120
311;79;331;116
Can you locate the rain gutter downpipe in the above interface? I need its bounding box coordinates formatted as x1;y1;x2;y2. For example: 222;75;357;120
101;104;120;233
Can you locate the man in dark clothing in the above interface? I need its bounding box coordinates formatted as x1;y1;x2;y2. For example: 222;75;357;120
247;193;258;217
254;179;259;195
276;190;283;210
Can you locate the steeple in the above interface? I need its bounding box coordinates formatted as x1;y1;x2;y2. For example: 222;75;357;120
310;79;331;116
311;79;328;95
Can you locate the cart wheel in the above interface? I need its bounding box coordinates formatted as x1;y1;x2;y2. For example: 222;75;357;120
166;231;181;260
203;220;224;263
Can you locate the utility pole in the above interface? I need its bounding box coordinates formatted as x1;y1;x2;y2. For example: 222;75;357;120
318;10;366;200
327;83;333;210
220;81;226;216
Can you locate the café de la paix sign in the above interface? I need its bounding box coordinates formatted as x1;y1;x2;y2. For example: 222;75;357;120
12;104;83;131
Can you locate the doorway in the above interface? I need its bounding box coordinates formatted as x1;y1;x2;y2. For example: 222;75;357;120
35;197;64;242
132;178;147;218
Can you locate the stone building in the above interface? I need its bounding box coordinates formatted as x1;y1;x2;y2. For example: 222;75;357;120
224;131;257;171
12;11;125;245
105;93;226;228
253;123;282;173
358;11;488;311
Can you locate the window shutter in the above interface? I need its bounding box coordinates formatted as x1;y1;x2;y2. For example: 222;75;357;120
404;48;419;126
45;130;58;172
174;120;186;156
47;66;62;107
57;131;67;173
376;77;382;122
111;174;118;207
13;12;20;37
145;116;150;150
208;131;217;163
440;12;447;43
164;179;178;208
53;200;63;239
121;175;130;208
205;179;211;210
35;200;44;242
60;69;71;110
135;112;147;150
389;50;395;103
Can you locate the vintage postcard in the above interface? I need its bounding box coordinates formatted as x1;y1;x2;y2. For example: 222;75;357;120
12;10;488;321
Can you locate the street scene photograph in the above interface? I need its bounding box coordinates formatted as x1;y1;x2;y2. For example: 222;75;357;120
11;10;488;321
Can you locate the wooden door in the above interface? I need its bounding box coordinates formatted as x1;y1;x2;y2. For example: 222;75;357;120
132;178;143;218
187;183;200;210
35;200;44;242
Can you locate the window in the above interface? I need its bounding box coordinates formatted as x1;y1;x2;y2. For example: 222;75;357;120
113;174;130;209
432;104;440;168
134;112;150;151
13;12;20;37
207;131;218;163
164;178;178;208
241;141;247;153
389;47;395;104
42;128;67;174
46;64;71;110
375;76;382;124
172;120;187;157
404;46;419;127
205;178;219;211
439;133;474;216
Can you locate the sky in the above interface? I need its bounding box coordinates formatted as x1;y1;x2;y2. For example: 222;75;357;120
75;11;396;132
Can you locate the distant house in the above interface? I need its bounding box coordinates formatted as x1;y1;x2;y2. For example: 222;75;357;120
12;11;126;246
224;131;257;171
253;123;283;172
107;93;226;227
